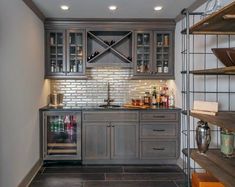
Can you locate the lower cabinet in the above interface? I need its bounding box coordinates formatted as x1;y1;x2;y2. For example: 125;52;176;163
111;122;139;159
140;140;177;159
82;111;139;163
83;122;110;160
140;111;180;161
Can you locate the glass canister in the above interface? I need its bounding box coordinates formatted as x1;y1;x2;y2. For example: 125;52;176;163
220;129;234;157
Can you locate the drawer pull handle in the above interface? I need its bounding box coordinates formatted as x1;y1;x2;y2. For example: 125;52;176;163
153;129;165;132
153;115;165;118
152;147;165;151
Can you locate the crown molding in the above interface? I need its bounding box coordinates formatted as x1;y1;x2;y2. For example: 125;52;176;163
22;0;45;22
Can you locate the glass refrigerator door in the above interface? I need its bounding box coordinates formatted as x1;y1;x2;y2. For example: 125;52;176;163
46;114;80;157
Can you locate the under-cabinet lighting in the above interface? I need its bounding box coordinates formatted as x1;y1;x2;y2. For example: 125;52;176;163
60;5;70;10
154;6;163;11
109;5;117;11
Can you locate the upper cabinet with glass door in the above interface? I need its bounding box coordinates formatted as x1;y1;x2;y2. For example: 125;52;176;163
133;30;174;79
67;30;86;76
45;30;86;79
134;32;153;75
154;31;174;79
46;31;66;77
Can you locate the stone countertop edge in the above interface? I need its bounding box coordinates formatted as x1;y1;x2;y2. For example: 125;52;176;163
39;106;182;111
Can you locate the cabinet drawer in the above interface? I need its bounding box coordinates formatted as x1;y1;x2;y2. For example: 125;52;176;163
141;140;177;159
140;111;178;122
83;111;139;122
141;123;176;138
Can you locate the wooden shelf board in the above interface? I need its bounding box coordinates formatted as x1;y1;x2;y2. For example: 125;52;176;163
191;66;235;75
190;111;235;131
182;149;235;187
47;143;77;147
182;1;235;35
48;149;77;154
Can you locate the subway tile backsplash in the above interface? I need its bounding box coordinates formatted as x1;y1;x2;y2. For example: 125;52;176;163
51;68;170;107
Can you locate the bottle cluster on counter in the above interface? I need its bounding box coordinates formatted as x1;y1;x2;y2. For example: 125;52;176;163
132;86;175;108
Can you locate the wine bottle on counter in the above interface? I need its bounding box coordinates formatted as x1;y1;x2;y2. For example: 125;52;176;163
151;87;157;105
168;90;175;107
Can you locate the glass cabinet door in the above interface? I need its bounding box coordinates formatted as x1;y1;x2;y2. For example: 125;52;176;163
67;30;85;75
44;112;81;159
154;31;173;76
134;32;153;75
47;31;66;76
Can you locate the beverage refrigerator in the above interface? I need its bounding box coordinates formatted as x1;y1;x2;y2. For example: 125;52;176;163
42;111;81;160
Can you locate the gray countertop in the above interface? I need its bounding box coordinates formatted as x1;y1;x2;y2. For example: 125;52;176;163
40;105;181;111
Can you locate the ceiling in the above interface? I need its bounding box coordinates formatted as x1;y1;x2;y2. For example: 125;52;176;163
32;0;197;19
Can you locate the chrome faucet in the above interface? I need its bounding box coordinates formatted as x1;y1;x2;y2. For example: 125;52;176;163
104;82;114;106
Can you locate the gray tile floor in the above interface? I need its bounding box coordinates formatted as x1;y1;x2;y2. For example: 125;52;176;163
30;165;186;187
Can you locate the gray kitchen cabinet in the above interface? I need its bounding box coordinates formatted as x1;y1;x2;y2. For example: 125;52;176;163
134;30;174;79
134;31;153;76
46;30;66;77
140;110;180;160
82;111;139;163
45;29;87;79
141;140;177;159
83;122;110;160
111;122;139;159
86;30;133;68
40;108;181;164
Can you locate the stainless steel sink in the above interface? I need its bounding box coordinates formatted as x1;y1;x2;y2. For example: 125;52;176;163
99;104;120;108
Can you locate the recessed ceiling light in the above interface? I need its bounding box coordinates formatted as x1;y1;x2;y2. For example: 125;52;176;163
109;5;117;11
60;5;69;10
154;6;163;11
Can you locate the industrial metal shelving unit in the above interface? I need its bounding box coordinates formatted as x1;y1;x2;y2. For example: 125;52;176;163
181;2;235;187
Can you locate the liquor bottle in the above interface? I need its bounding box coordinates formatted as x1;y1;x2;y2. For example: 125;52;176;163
164;87;169;107
64;115;70;133
159;86;164;106
152;87;157;105
163;35;169;46
50;119;54;132
156;92;161;107
163;61;169;73
51;63;55;73
144;92;151;105
78;61;83;73
54;118;59;133
157;64;163;73
168;90;175;107
58;116;64;132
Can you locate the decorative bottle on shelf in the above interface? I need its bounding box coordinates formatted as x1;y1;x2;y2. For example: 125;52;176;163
157;64;163;73
220;128;234;157
196;121;211;154
163;35;169;46
163;61;169;73
51;61;55;73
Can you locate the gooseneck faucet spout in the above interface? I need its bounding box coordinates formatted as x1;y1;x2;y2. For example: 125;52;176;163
104;82;114;106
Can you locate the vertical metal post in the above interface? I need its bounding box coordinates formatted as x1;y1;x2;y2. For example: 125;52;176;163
186;10;191;187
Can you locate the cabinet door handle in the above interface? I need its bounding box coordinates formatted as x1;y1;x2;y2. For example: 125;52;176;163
107;125;111;127
111;125;114;127
152;147;165;151
153;115;165;118
153;129;165;132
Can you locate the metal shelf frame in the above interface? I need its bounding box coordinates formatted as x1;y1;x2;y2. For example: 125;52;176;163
181;9;235;187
